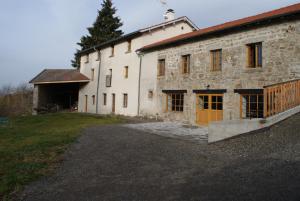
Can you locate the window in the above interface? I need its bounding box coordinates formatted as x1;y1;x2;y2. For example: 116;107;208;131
210;49;222;71
92;95;95;105
157;59;165;76
247;42;262;68
124;66;128;78
96;50;101;61
91;68;95;81
241;94;264;118
166;93;184;112
110;45;115;57
181;55;190;74
103;93;107;105
106;69;112;87
127;40;132;52
148;90;153;99
123;94;128;108
85;54;89;63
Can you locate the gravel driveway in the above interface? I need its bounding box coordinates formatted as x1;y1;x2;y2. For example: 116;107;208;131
18;114;300;201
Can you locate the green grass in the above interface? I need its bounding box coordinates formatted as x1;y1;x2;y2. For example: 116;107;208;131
0;113;123;200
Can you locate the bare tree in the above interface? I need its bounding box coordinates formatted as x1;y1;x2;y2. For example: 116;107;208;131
0;83;33;117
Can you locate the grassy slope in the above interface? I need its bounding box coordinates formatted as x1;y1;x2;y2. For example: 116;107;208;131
0;113;122;200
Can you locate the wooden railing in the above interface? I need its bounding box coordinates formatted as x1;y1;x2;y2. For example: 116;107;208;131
264;79;300;118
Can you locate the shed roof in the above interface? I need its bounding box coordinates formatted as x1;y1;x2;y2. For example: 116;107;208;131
29;69;90;85
139;3;300;52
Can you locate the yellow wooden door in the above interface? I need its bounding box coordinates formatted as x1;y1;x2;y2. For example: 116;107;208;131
196;95;210;125
196;94;223;125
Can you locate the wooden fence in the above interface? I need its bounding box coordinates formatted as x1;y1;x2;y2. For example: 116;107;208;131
264;79;300;117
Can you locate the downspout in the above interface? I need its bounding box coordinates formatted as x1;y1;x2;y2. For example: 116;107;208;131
95;48;102;114
137;51;144;116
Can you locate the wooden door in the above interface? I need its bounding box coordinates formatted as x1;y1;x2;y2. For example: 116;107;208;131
196;94;223;125
112;94;115;113
196;95;210;125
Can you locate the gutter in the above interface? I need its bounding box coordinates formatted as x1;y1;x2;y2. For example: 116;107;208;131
96;50;102;114
136;51;144;116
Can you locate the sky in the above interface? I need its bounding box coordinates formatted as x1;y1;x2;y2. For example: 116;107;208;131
0;0;299;87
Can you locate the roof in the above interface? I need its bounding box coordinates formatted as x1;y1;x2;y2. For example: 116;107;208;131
79;16;198;55
139;3;300;52
29;69;90;84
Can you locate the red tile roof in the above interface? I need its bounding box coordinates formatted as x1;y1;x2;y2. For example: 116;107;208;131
30;69;90;84
140;3;300;52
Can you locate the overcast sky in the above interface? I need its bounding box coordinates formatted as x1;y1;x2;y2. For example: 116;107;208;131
0;0;299;86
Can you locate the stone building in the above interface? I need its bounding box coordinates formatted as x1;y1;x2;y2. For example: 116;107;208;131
138;3;300;141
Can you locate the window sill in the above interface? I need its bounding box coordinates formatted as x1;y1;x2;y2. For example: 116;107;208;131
244;67;263;72
165;111;184;113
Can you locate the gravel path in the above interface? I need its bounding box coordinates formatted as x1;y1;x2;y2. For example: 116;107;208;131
18;113;300;201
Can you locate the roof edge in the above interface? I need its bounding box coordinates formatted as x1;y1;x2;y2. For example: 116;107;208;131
78;16;198;56
139;3;300;52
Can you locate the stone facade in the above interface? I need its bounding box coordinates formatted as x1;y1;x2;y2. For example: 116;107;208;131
146;20;300;125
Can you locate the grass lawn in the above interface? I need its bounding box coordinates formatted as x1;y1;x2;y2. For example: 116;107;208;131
0;113;123;200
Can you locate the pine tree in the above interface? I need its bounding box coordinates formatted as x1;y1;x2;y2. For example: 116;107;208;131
72;0;123;68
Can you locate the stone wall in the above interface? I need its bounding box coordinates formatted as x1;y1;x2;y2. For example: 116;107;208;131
154;20;300;124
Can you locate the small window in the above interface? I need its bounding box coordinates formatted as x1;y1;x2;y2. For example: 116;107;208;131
127;40;132;52
247;42;262;68
106;69;112;87
85;54;89;63
124;66;128;78
110;45;115;57
148;90;153;99
181;55;190;74
123;94;128;108
91;68;95;81
241;94;264;118
96;50;101;61
157;59;165;76
166;93;184;112
103;93;107;105
210;49;222;71
92;95;96;105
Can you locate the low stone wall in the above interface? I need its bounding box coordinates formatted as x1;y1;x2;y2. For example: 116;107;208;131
208;105;300;143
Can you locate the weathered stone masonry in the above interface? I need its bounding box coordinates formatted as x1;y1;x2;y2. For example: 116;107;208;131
155;20;300;124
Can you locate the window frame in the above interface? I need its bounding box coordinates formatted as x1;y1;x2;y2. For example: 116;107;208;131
166;93;184;112
91;68;95;81
157;59;166;77
110;45;115;57
124;66;129;79
148;90;153;99
127;40;132;53
103;93;107;106
210;49;222;71
92;95;96;105
246;42;262;68
181;54;191;74
123;93;128;108
240;93;264;119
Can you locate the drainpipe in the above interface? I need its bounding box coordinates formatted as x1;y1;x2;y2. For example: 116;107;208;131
136;51;144;116
95;48;102;114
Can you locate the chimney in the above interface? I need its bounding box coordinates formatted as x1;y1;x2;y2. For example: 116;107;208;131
164;9;175;22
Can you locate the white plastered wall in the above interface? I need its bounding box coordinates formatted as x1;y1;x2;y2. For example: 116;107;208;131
78;21;194;116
